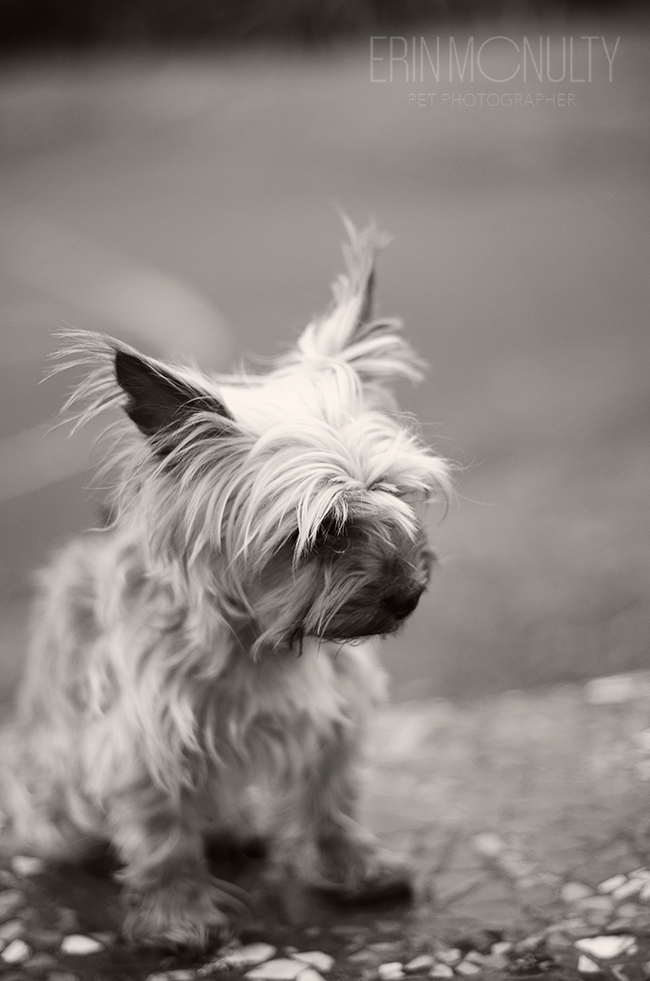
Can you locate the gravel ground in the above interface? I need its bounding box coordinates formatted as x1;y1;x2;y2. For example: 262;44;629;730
3;672;650;981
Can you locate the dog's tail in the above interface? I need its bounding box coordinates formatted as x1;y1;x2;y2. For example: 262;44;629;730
285;218;426;386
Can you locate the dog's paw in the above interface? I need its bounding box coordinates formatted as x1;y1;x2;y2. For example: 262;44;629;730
123;878;245;949
295;835;413;903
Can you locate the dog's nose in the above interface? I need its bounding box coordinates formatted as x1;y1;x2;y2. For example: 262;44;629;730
382;583;424;619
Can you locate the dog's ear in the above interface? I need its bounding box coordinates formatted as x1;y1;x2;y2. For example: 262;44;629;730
290;219;426;386
114;349;232;440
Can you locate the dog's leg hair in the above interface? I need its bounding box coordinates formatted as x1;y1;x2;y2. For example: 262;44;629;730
109;777;243;947
273;721;409;897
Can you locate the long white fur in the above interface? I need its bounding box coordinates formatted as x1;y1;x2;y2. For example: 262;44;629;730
0;222;451;948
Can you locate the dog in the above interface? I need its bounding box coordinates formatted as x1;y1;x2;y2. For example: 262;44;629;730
0;222;451;947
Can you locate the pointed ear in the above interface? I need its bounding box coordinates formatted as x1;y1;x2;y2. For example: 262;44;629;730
290;220;425;386
114;349;233;440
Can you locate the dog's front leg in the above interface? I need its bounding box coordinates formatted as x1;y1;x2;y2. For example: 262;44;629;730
108;780;239;948
276;725;411;900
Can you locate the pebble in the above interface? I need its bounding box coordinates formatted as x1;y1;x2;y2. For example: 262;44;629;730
472;832;506;857
295;970;325;981
375;921;402;934
245;958;307;980
0;891;23;920
377;963;404;981
347;951;379;965
1;938;32;964
455;961;481;977
490;941;512;956
577;954;600;974
574;895;615;915
561;882;593;904
10;856;45;877
0;919;23;945
60;935;104;955
613;902;642;920
24;952;59;971
434;948;462;966
215;943;277;969
611;879;643;902
404;955;435;973
428;966;453;979
597;874;627;894
25;928;63;951
575;935;637;959
146;972;196;981
329;925;361;938
291;952;334;973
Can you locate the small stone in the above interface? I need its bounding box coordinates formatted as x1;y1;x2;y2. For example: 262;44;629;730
46;974;80;981
455;961;481;977
597;874;627;894
146;972;196;981
218;944;277;969
377;963;404;980
575;895;615;915
611;967;631;981
26;929;62;950
89;932;115;946
612;879;644;902
614;903;642;920
375;921;402;934
24;951;59;972
576;936;637;959
245;959;307;980
434;948;462;966
0;919;23;945
1;938;32;964
367;943;400;957
10;856;45;877
0;891;23;921
547;933;573;950
347;951;378;965
428;966;453;979
515;935;544;952
305;928;322;938
464;951;488;965
472;832;506;857
490;941;512;956
577;954;600;974
404;955;435;973
291;952;334;973
562;882;594;904
60;935;104;956
296;970;325;981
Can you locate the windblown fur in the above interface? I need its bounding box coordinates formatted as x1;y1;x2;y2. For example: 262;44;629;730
0;222;451;947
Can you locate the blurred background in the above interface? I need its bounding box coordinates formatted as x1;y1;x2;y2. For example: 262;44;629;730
0;0;648;707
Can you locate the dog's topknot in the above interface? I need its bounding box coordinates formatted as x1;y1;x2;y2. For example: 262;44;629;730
281;219;425;385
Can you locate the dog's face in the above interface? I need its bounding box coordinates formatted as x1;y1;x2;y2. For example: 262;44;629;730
64;223;450;655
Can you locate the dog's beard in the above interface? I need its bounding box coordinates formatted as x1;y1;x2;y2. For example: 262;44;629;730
228;521;434;657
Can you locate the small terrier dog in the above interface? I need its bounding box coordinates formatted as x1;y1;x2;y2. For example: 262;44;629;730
0;223;450;947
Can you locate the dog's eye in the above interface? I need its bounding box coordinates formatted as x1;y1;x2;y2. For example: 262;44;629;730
307;515;348;556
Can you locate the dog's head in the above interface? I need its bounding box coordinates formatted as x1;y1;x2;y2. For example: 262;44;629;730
58;222;451;654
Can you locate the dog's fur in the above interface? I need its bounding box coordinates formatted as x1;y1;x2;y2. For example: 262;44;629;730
0;223;450;947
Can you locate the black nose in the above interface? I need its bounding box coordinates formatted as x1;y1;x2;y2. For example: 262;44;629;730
382;584;424;619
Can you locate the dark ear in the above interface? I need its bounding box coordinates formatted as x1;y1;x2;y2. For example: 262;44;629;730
357;267;374;330
114;349;232;440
